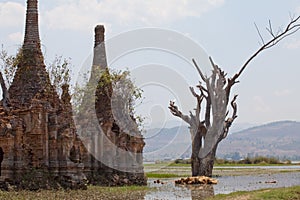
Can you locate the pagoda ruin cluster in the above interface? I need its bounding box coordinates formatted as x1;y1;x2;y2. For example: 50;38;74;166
0;0;146;190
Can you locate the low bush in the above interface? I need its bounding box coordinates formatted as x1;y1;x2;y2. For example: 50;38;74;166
215;156;291;165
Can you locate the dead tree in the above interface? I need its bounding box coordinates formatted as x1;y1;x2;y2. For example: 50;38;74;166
0;71;10;111
169;15;300;177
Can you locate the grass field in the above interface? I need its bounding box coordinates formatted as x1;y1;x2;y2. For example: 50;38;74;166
0;185;150;200
0;163;299;199
1;185;299;200
144;162;300;178
208;185;300;200
1;182;299;200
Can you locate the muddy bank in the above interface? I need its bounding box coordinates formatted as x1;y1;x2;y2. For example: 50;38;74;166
145;172;300;199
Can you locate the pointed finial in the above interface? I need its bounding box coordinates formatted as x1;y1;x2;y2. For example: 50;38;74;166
22;0;43;65
94;25;105;48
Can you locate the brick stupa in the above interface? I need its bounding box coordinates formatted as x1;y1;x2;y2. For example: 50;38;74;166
0;0;146;190
77;25;146;186
0;0;86;190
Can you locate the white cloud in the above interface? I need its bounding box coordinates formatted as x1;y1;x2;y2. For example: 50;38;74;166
43;0;224;31
0;2;25;27
8;32;23;43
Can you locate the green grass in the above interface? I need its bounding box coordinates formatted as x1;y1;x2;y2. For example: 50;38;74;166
215;163;296;167
168;163;190;167
146;172;187;178
144;162;300;177
0;185;150;200
209;186;300;200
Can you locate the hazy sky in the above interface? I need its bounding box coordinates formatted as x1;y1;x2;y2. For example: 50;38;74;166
1;0;300;129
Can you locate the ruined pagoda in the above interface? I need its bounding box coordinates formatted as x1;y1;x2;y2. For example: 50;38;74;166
0;0;87;190
0;0;146;190
77;25;146;186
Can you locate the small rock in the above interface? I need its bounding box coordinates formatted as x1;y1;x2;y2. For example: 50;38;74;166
265;180;277;184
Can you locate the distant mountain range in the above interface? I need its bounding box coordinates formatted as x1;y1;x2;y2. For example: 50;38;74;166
143;120;300;161
217;120;300;160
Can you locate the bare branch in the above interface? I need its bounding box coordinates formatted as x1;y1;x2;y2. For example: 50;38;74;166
230;95;238;119
255;22;265;45
192;58;207;82
266;19;275;38
266;27;300;48
0;71;10;111
189;86;198;98
191;60;211;127
204;94;211;127
196;82;208;96
225;110;229;117
168;101;191;125
222;95;238;139
209;57;217;70
231;15;300;83
190;86;205;122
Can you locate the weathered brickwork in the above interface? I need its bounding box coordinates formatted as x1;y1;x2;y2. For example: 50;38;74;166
78;25;146;186
0;0;86;190
0;0;146;190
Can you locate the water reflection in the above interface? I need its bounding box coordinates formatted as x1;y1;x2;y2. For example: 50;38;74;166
145;172;300;199
145;179;215;200
176;184;214;200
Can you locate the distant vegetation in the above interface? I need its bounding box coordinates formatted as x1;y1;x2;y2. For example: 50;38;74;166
173;159;192;164
174;156;292;165
215;156;292;165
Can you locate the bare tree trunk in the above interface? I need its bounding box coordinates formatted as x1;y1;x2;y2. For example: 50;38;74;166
0;72;10;111
198;145;217;177
191;129;216;177
169;15;300;178
191;129;201;176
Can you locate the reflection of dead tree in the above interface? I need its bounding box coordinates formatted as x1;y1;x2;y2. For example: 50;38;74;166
169;15;300;177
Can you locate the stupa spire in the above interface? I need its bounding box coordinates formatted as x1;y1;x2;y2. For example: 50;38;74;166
8;0;50;105
22;0;44;65
94;25;105;48
92;25;107;69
